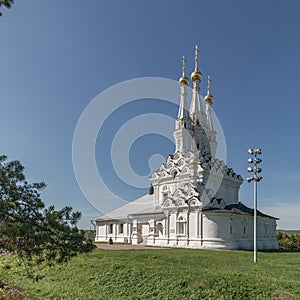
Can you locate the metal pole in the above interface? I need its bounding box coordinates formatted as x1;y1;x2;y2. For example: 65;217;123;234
254;178;257;263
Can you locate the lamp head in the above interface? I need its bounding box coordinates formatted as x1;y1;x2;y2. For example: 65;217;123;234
247;177;254;183
248;149;254;155
254;158;262;164
255;148;262;155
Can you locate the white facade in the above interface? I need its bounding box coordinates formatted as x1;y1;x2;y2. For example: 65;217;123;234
95;49;278;250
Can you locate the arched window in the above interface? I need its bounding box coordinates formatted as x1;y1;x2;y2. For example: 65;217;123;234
229;225;233;235
242;218;248;237
177;216;186;235
156;223;163;236
228;216;234;236
162;186;168;201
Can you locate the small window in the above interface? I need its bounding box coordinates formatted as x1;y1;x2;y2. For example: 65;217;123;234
178;223;185;235
119;224;124;234
197;143;199;149
243;226;246;235
108;224;113;234
177;216;186;235
163;192;168;201
184;122;186;128
229;225;233;235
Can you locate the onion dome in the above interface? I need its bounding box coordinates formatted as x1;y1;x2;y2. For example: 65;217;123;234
191;70;202;82
179;75;189;86
204;93;213;105
204;75;213;105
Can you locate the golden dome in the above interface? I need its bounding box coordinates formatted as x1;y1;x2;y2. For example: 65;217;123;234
204;93;213;105
204;75;213;104
191;70;202;82
179;75;189;85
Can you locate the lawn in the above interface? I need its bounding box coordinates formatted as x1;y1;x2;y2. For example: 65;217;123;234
0;248;299;299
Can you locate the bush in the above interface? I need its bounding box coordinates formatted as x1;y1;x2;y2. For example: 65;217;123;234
277;231;300;250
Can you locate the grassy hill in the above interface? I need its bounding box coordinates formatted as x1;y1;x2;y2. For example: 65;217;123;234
0;248;300;299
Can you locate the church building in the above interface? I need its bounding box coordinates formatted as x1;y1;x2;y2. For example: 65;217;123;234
95;46;278;250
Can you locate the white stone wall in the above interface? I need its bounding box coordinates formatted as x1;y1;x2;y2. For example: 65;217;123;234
95;211;278;250
148;210;278;250
95;222;131;243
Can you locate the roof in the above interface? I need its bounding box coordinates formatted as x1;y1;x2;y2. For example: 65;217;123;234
129;205;163;216
202;202;279;219
96;195;278;221
96;194;155;221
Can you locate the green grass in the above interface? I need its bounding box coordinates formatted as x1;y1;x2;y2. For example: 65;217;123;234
1;248;300;299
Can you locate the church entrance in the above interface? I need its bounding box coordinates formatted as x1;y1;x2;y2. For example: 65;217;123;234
137;223;143;243
137;223;150;244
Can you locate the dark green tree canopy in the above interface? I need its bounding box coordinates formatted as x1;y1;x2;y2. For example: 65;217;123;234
0;0;14;16
0;155;93;276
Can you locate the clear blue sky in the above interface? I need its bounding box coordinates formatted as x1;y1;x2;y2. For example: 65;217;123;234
1;1;300;229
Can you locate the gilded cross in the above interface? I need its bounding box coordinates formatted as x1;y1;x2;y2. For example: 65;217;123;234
194;45;199;70
207;75;211;93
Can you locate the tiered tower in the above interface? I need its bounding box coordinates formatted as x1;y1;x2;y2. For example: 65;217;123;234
150;45;243;209
174;45;217;160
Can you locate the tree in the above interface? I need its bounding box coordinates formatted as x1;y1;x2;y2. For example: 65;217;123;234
0;0;14;16
276;230;300;251
0;155;94;278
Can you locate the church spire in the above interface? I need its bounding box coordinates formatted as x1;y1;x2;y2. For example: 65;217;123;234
204;75;214;131
190;45;202;82
174;55;192;153
190;45;203;123
179;55;189;86
204;75;213;105
178;56;189;119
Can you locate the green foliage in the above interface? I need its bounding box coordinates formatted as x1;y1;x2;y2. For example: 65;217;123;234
0;155;94;278
84;230;95;242
0;0;14;16
277;230;300;250
0;248;300;299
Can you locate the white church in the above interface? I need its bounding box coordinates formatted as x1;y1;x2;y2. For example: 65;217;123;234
95;47;278;250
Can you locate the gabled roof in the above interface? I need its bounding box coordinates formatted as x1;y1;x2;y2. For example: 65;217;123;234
129;205;163;216
95;194;155;221
202;202;279;219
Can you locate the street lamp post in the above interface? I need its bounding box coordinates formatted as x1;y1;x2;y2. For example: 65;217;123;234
247;148;262;263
